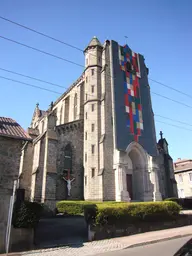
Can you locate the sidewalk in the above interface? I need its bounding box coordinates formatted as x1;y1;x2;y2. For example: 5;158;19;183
2;225;192;256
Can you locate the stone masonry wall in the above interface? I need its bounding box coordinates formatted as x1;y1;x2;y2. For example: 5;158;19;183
103;41;115;201
34;139;45;202
31;139;40;201
0;136;23;253
89;215;192;241
157;153;168;200
56;120;84;200
44;139;58;204
19;142;33;200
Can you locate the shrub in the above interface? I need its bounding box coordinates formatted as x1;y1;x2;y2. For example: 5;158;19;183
165;198;192;210
84;201;181;227
56;200;125;215
12;201;43;228
56;201;97;215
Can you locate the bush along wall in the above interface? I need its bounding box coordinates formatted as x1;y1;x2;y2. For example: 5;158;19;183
84;201;187;241
56;200;124;216
12;201;43;229
56;201;96;215
84;201;181;227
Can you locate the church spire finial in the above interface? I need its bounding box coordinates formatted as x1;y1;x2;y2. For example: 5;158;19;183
36;102;39;108
160;131;163;139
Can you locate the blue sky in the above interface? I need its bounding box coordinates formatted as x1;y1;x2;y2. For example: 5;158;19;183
0;0;192;161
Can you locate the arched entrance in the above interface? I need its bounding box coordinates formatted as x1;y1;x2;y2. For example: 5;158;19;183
125;143;147;201
115;142;154;202
126;142;148;201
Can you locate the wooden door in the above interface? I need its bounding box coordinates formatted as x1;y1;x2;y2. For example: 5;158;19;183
126;174;133;200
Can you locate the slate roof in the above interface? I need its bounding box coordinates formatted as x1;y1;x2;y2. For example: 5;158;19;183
84;36;103;52
88;36;102;47
0;117;32;141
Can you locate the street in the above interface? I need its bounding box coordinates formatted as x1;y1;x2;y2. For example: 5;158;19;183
97;236;191;256
3;226;191;256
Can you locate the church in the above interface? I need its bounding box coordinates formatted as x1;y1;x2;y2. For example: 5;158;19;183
19;37;178;209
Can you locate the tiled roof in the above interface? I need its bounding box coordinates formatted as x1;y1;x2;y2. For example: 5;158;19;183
0;117;32;141
174;163;192;173
174;166;192;173
175;158;191;164
174;158;192;173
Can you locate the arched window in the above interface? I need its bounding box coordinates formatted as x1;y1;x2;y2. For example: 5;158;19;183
64;144;72;172
74;93;77;120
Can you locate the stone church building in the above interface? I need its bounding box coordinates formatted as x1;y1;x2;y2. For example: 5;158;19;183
19;37;177;209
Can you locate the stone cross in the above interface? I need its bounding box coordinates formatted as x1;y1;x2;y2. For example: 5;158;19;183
160;131;163;139
63;170;75;197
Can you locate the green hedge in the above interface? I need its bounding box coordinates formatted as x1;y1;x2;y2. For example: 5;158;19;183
165;198;192;210
56;201;124;215
12;201;43;228
56;201;96;215
84;201;181;226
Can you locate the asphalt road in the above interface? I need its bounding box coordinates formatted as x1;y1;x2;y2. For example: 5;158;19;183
97;236;192;256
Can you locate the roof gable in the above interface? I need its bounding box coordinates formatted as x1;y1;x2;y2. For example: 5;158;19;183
31;103;46;128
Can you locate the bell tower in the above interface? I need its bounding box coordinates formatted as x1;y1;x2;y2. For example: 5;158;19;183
83;37;103;200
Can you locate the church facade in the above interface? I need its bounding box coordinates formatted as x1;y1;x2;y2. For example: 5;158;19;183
19;37;177;209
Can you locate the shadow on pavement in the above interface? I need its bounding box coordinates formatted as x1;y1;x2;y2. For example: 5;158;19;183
33;216;88;250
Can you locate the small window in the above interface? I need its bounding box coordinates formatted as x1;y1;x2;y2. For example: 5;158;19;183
64;144;72;170
91;145;95;154
86;93;88;101
91;69;94;76
86;58;88;65
85;176;87;185
91;85;94;93
98;56;101;63
86;76;88;83
91;123;94;132
85;153;87;162
85;132;87;140
189;173;192;182
179;174;183;183
92;104;94;112
85;112;87;119
91;168;95;178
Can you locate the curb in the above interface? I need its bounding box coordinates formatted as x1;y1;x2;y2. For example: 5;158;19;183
124;233;192;250
2;233;192;256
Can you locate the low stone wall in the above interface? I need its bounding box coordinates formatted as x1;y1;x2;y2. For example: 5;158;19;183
10;227;34;252
88;214;192;241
